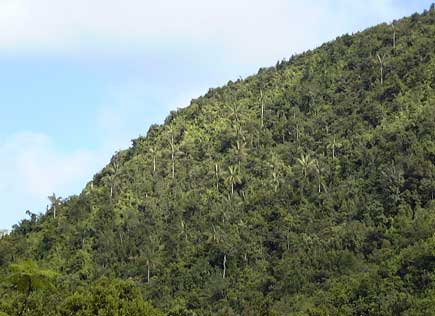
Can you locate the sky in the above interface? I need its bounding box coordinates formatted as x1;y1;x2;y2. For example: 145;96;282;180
0;0;432;229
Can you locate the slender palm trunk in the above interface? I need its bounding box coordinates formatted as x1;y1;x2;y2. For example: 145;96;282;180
377;54;385;85
215;164;219;191
171;136;175;179
260;89;264;129
261;102;264;128
296;124;299;142
147;259;150;284
222;254;227;279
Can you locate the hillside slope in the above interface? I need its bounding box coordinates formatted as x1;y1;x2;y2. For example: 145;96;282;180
1;7;435;316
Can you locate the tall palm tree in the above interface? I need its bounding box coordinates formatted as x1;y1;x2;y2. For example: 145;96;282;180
227;102;247;133
225;166;242;196
106;158;120;204
276;111;289;143
215;163;220;191
149;146;158;173
47;193;62;219
260;89;265;129
228;103;243;124
314;160;326;193
141;234;161;284
168;128;176;179
232;141;248;169
296;154;315;178
376;52;386;85
271;171;281;193
327;137;342;160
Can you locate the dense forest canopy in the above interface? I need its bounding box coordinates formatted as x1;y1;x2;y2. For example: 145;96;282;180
1;6;435;316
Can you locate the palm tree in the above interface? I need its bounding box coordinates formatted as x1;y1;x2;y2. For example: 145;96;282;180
260;89;265;128
296;154;315;178
149;146;158;173
8;261;57;316
376;52;386;85
47;193;62;219
232;141;248;169
215;163;220;191
169;131;175;179
106;174;115;204
314;160;326;193
207;224;231;279
225;166;242;196
106;155;120;204
271;171;281;193
228;103;243;124
327;137;342;160
226;102;247;134
276;111;289;143
142;235;160;284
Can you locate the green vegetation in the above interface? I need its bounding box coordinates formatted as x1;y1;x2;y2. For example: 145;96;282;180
1;6;435;315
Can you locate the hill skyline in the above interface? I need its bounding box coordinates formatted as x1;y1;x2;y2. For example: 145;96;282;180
1;0;433;230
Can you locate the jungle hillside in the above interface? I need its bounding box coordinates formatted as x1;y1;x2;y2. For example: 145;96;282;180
1;5;435;316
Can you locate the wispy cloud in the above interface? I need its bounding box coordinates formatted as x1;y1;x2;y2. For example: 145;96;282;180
0;0;418;65
0;132;104;228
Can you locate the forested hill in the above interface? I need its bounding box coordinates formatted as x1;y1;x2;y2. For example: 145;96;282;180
1;7;435;316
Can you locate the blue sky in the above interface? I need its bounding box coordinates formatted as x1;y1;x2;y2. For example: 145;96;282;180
0;0;432;229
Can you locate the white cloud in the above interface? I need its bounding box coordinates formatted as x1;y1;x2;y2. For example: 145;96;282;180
0;0;416;64
0;131;105;228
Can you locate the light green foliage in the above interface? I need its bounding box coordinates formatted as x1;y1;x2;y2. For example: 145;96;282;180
8;261;57;292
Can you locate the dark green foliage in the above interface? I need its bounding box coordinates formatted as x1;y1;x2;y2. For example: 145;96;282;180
57;278;161;316
1;7;435;316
